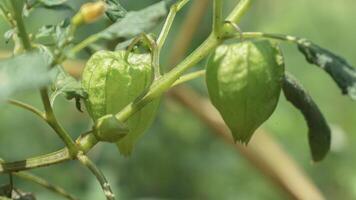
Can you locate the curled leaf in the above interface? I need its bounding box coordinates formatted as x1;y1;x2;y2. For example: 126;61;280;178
297;40;356;100
283;73;331;161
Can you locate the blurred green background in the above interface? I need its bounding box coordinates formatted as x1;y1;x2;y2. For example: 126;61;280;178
0;0;356;199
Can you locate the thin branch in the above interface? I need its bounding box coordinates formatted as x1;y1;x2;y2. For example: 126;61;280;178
14;172;78;200
156;0;190;51
9;0;31;50
77;152;115;200
167;0;210;67
9;0;78;157
212;0;223;36
172;69;205;87
7;99;46;121
0;148;70;173
155;0;190;75
40;88;78;157
226;0;252;23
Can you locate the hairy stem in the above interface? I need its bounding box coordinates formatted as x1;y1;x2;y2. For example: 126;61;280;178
77;152;115;200
15;172;78;200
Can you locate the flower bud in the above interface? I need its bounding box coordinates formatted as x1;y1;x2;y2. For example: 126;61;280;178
72;2;106;26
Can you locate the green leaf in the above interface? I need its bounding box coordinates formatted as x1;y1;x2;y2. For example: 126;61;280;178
104;0;127;22
35;19;70;47
298;40;356;100
206;40;285;143
0;52;53;103
283;73;331;161
51;70;87;111
99;1;168;40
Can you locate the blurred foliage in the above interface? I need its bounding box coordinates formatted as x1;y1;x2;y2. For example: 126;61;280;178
0;0;355;199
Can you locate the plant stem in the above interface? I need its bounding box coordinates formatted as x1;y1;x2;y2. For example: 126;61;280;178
156;0;190;53
7;99;46;121
15;172;78;200
241;32;302;44
77;152;115;200
10;0;78;157
9;0;31;50
226;0;252;23
69;33;101;56
213;0;223;36
222;0;252;37
172;69;205;87
40;88;78;157
0;148;70;173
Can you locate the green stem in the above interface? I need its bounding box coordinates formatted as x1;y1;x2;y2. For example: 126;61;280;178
10;0;78;157
0;148;70;173
77;152;115;200
156;0;189;51
172;69;205;87
222;0;252;37
69;33;101;56
40;88;78;157
242;32;301;44
7;99;46;121
213;0;223;36
15;172;78;200
9;0;31;50
226;0;252;23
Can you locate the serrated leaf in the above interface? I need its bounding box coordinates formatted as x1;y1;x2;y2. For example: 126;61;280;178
105;0;127;22
0;52;53;103
35;19;70;47
283;73;331;161
206;40;285;143
297;40;356;100
99;1;168;40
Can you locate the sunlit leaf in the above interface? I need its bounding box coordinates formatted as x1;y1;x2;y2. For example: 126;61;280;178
283;73;331;161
